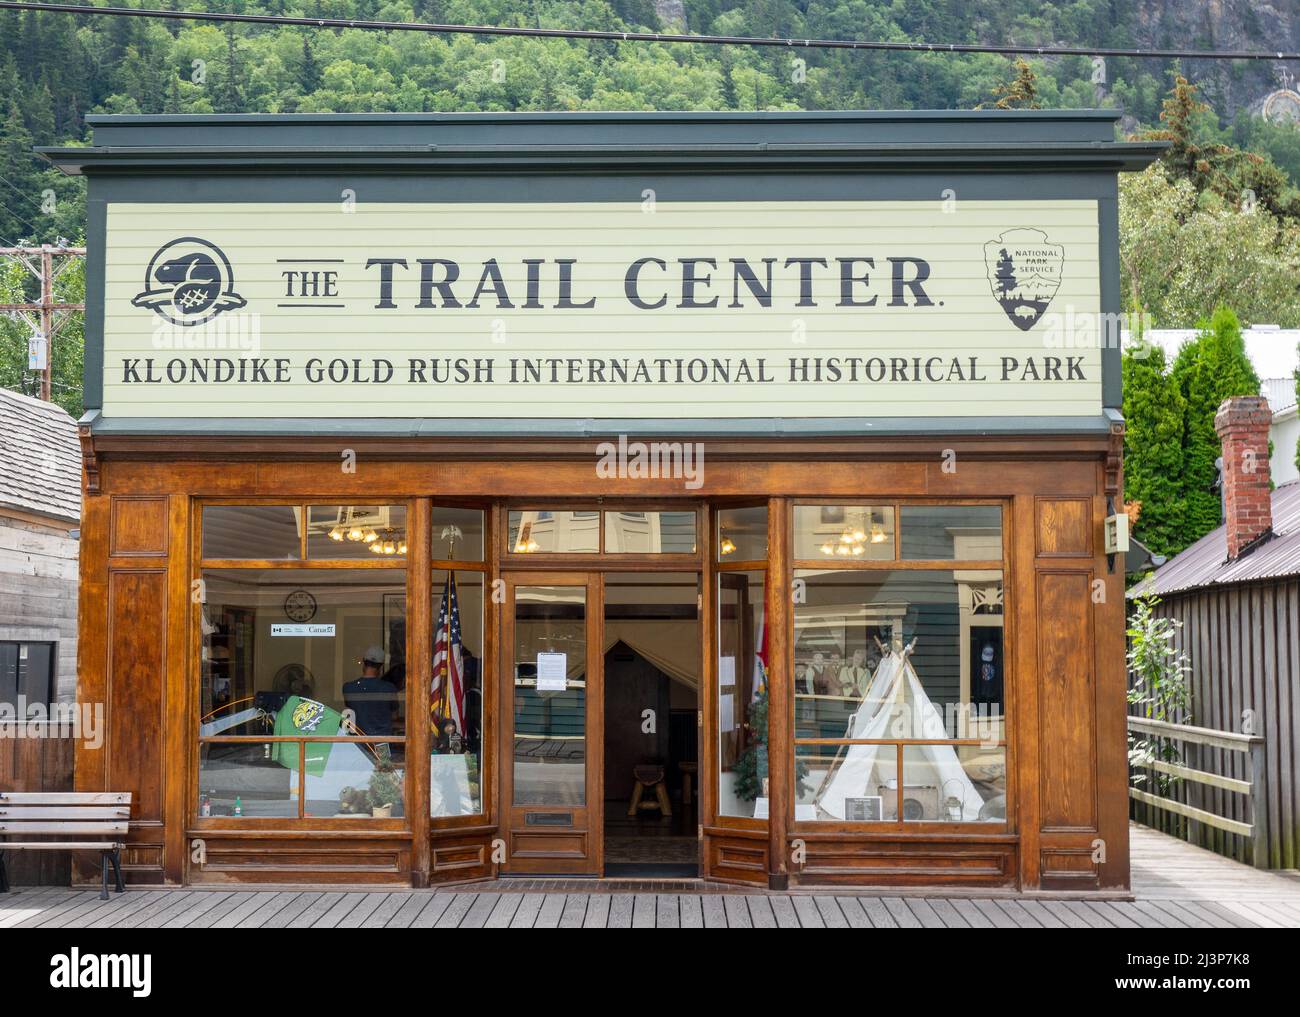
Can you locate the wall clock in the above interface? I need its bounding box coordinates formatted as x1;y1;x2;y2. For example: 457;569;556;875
283;589;317;622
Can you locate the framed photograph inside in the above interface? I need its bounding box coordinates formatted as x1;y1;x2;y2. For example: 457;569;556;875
844;795;884;822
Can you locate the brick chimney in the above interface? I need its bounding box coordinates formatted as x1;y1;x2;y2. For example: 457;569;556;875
1214;395;1274;559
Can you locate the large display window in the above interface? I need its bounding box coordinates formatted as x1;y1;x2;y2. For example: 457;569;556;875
790;503;1008;826
196;503;411;822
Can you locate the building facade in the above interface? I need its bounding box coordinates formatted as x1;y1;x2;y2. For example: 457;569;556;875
1;388;81;708
43;111;1159;890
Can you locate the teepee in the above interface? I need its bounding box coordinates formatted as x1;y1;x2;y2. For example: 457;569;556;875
814;638;986;821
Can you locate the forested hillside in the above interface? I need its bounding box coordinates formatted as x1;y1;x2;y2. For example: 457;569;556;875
2;0;1300;249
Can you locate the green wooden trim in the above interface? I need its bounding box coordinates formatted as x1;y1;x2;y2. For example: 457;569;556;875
40;141;1166;176
82;413;1120;438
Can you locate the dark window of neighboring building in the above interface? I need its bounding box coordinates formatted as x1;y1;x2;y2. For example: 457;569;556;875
0;641;56;709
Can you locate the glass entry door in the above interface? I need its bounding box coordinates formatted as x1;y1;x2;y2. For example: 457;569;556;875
500;572;603;874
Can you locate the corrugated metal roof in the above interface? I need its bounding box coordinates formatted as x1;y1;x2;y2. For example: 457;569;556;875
1262;377;1298;414
1129;480;1300;598
0;389;81;524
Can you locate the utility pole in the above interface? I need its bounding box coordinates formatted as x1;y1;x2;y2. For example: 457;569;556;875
0;241;86;402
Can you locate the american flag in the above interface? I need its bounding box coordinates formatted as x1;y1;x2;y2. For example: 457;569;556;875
752;571;769;703
432;573;465;734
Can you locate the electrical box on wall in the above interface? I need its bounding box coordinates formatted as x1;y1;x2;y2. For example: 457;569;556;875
1104;512;1130;555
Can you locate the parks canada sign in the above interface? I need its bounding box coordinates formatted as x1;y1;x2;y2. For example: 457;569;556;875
103;200;1104;420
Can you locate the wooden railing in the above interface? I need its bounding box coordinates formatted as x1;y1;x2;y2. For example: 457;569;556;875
1126;716;1269;869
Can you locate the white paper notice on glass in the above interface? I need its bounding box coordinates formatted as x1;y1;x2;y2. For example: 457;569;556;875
719;693;735;732
535;652;568;692
753;797;769;819
718;655;736;688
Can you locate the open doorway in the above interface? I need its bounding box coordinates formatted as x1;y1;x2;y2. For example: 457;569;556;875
602;572;700;877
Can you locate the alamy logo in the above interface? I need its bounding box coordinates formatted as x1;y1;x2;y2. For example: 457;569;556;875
983;228;1064;331
49;948;151;997
132;237;246;327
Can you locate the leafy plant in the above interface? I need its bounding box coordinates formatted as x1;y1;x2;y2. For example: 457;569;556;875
1126;594;1192;794
367;763;403;811
732;687;809;801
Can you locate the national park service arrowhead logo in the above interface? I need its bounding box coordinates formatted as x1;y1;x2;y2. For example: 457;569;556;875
132;236;246;326
984;228;1063;331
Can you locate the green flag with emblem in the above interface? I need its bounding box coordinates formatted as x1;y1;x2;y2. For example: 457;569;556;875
272;695;342;777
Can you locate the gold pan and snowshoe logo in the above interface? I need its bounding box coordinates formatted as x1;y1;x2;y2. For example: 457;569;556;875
984;228;1064;331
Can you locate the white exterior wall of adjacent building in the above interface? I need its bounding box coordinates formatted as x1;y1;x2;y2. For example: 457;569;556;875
1271;405;1300;486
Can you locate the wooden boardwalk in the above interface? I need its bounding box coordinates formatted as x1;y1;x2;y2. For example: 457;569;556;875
4;824;1298;929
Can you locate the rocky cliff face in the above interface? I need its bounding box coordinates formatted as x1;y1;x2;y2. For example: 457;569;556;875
654;0;687;31
1134;0;1300;117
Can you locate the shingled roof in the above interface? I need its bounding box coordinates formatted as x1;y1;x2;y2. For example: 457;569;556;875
0;388;81;525
1129;480;1300;599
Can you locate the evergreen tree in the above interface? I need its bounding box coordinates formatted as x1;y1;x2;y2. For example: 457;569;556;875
1122;342;1187;557
300;36;322;95
1170;307;1260;545
719;51;738;110
217;25;244;113
980;58;1041;110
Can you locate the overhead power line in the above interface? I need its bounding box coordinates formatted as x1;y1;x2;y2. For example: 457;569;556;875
1;1;1298;61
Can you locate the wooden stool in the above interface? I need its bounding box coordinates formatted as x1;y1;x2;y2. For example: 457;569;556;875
627;764;672;817
678;761;697;806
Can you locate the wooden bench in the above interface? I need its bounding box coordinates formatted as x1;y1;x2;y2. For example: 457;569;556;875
0;792;131;899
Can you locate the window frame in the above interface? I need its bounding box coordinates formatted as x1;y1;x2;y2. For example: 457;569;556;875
430;501;492;827
788;498;1012;834
192;498;413;832
711;502;769;831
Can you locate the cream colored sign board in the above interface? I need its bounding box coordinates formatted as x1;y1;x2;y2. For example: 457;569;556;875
102;201;1103;419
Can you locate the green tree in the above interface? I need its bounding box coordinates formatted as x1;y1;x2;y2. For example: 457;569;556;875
1122;341;1187;557
1119;164;1300;329
299;36;322;95
979;58;1041;110
1170;307;1260;545
1139;75;1300;221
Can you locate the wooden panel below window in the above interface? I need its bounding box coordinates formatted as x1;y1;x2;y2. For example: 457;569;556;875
1037;570;1097;831
509;831;588;860
109;495;169;556
705;832;768;886
430;834;493;884
1040;847;1101;890
188;837;410;883
791;838;1015;887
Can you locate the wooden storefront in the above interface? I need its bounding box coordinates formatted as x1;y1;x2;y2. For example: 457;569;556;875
44;110;1161;892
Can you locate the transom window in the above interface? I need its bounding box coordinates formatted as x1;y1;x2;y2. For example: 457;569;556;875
507;507;699;555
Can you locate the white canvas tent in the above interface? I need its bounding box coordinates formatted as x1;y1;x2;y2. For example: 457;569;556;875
815;641;987;821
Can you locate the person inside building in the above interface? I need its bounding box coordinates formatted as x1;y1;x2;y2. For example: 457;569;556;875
343;645;399;736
